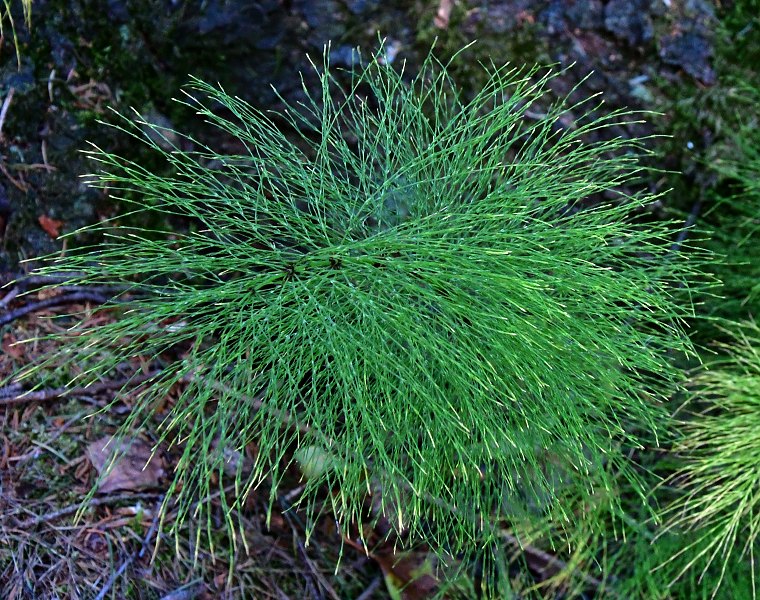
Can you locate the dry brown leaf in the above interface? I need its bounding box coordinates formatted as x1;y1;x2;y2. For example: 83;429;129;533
37;214;64;238
2;333;24;360
344;532;439;600
86;435;165;493
374;549;440;600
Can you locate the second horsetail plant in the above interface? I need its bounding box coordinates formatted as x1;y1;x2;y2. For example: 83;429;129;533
662;322;760;594
11;45;703;586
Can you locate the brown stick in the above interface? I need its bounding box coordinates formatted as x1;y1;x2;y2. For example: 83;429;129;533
11;492;164;529
0;372;160;406
93;495;164;600
0;290;111;327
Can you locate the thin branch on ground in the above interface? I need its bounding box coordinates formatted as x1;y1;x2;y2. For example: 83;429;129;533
0;286;18;309
0;371;161;406
0;86;14;137
0;290;111;327
355;576;383;600
279;493;341;600
12;492;164;529
1;271;87;289
93;495;164;600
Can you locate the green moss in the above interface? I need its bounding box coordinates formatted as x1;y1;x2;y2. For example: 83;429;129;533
413;2;549;97
639;0;760;335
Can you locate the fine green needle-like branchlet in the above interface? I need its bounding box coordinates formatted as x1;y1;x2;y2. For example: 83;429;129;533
9;44;704;580
661;321;760;597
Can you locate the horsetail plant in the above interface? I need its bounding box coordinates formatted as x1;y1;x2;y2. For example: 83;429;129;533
661;321;760;597
9;44;704;588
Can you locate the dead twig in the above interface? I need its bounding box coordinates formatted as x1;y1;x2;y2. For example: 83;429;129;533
11;161;57;172
12;492;164;529
279;493;340;600
1;271;88;289
355;575;383;600
48;68;56;103
0;286;18;309
159;582;205;600
0;371;161;406
93;495;164;600
0;159;28;192
0;290;111;327
506;532;606;592
0;87;14;137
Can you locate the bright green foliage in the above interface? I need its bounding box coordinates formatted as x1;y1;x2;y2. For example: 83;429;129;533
662;321;760;596
507;446;757;598
611;526;755;600
13;46;701;573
